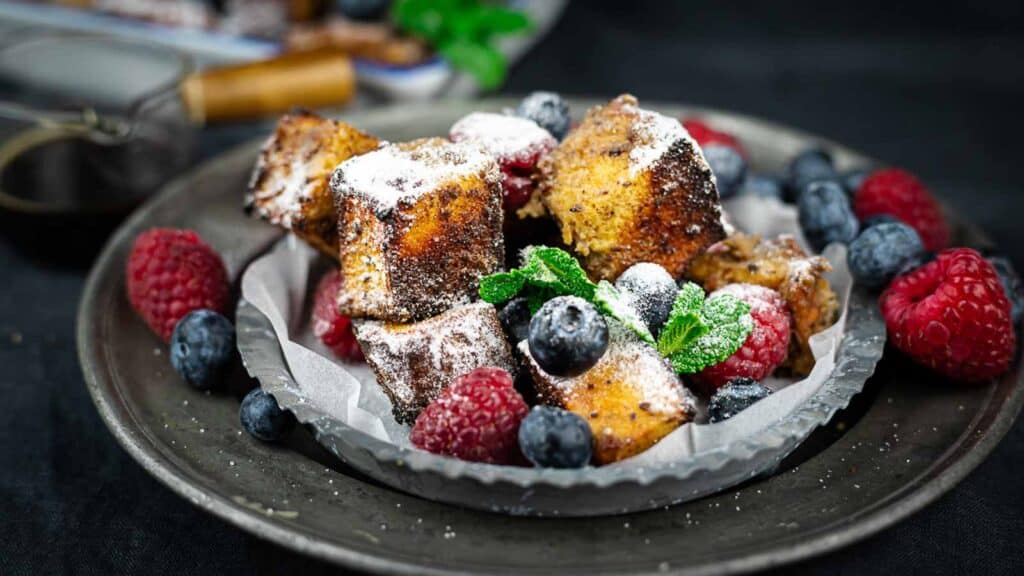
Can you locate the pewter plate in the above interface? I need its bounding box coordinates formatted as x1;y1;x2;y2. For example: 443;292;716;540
78;99;1024;573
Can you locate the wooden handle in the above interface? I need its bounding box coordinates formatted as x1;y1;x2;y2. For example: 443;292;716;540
181;50;356;124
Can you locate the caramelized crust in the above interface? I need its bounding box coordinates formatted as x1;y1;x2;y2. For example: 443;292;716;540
332;138;505;321
539;94;726;281
246;111;380;258
354;302;517;424
685;233;840;376
519;323;695;464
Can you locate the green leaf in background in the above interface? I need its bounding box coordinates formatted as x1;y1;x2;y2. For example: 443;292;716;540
478;270;525;304
474;5;532;36
392;0;448;41
592;280;656;344
439;40;506;90
667;294;753;374
656;283;709;357
392;0;532;89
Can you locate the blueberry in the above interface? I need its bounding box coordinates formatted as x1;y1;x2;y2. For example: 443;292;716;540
615;262;677;336
515;91;570;141
518;406;592;468
861;213;903;229
334;0;391;20
786;148;836;202
708;378;772;423
797;180;859;252
703;144;747;200
240;388;296;442
498;297;532;344
528;296;609;377
170;310;236;391
841;167;872;196
988;256;1024;325
740;173;783;200
847;222;925;290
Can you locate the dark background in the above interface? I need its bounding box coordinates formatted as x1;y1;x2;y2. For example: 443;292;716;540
3;1;1024;574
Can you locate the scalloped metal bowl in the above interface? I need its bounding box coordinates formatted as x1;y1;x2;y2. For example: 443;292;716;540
239;289;882;515
235;99;886;516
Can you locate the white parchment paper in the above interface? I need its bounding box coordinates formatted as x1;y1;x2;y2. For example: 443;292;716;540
240;195;853;465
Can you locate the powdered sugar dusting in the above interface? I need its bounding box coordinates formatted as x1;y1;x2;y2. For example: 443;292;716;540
353;302;516;423
710;283;786;316
449;112;556;164
276;155;313;227
248;136;318;229
331;140;496;212
609;98;714;181
520;321;694;416
625;104;693;177
615;262;677;335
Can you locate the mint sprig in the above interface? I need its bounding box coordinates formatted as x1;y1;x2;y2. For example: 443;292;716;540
477;271;525;303
480;252;752;365
478;246;653;343
656;283;709;357
656;283;754;374
392;0;532;90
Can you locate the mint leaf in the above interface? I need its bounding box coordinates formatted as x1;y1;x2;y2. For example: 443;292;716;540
392;0;450;41
669;282;705;319
525;286;558;315
593;281;655;344
438;40;506;90
474;6;532;35
668;294;753;374
478;271;524;304
393;0;530;89
479;246;592;306
524;247;596;300
656;283;709;357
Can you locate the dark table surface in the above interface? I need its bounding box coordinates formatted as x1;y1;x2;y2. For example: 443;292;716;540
3;1;1024;574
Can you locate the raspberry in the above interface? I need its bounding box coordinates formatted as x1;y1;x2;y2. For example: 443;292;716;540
311;270;363;362
880;248;1015;382
410;367;528;464
854;168;950;252
126;228;229;341
694;284;792;394
449;112;555;212
501;170;535;212
681;118;746;156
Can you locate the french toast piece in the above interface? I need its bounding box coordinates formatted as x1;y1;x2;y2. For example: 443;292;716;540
331;138;504;321
354;302;517;424
538;94;726;281
685;233;840;376
519;321;696;465
246;111;381;258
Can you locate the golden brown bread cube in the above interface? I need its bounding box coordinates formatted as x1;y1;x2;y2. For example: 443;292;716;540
354;302;517;424
246;111;381;258
538;94;726;281
685;233;840;376
330;138;505;321
519;321;696;465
